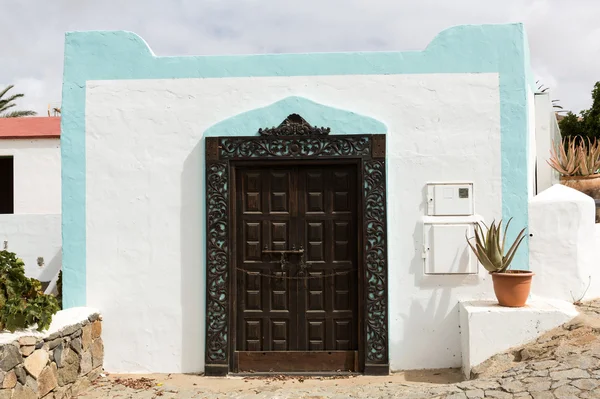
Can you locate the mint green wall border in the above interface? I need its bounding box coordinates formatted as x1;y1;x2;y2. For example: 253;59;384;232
61;23;531;308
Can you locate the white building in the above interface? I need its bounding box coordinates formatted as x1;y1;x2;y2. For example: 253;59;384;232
0;117;61;285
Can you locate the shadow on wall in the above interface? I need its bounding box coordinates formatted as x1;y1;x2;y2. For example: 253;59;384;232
181;140;204;372
392;186;491;369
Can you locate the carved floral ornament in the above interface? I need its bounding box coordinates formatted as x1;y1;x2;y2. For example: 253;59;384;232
257;114;331;136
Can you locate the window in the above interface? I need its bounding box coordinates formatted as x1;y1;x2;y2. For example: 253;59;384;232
0;157;14;214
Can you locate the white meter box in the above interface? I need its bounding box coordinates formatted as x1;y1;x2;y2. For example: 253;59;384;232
427;183;474;216
423;222;479;275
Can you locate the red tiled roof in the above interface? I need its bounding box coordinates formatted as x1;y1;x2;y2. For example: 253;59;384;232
0;117;60;139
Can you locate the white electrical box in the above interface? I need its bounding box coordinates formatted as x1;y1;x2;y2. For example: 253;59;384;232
427;183;474;216
423;222;479;275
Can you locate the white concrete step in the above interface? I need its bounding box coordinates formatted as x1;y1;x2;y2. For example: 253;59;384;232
459;297;578;378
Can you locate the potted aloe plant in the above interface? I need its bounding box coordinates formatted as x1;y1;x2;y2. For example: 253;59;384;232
548;135;600;199
466;218;530;307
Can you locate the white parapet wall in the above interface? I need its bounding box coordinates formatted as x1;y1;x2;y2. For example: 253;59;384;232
459;298;578;378
529;184;599;302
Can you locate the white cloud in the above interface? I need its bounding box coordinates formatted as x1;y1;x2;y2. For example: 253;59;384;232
0;0;597;115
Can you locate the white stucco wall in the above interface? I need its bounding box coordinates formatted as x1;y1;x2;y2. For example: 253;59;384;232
0;214;61;281
528;88;537;197
529;185;600;301
85;73;503;373
0;139;61;214
534;92;561;194
0;139;61;281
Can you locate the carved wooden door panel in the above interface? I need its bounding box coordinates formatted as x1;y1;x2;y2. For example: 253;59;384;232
234;164;359;372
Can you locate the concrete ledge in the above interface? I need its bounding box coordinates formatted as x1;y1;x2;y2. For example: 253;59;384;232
459;298;578;378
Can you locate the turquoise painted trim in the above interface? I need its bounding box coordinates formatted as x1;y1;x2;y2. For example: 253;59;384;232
61;23;531;307
204;96;387;137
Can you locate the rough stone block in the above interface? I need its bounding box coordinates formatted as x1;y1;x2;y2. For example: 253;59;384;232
20;345;35;357
24;376;37;392
14;366;26;385
0;344;23;372
57;350;79;387
79;352;92;376
81;325;92;351
23;349;49;379
17;337;37;347
91;339;103;368
38;363;58;398
46;338;62;351
60;323;82;338
70;338;82;356
12;383;36;399
0;389;11;399
2;371;16;389
91;321;102;339
53;345;64;368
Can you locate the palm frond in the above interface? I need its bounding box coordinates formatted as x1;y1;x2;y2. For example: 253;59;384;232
1;110;37;118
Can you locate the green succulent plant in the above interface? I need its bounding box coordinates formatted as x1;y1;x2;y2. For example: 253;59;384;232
466;218;526;273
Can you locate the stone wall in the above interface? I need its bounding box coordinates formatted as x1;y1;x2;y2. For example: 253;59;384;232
0;308;102;399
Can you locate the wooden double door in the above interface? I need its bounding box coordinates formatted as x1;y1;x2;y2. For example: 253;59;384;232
233;163;360;372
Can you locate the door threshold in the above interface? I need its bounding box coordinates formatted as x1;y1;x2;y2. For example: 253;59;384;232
230;371;361;378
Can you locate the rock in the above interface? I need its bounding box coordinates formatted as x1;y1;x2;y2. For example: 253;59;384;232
70;338;82;355
88;313;100;322
2;371;16;389
520;347;542;361
531;393;555;399
12;384;36;399
445;393;467;399
46;338;62;350
23;349;49;379
572;378;600;390
484;391;512;399
551;379;571;389
14;366;26;385
91;321;102;339
53;345;64;368
531;370;549;377
72;377;91;396
91;338;104;368
0;344;23;371
59;323;81;337
0;389;11;399
553;384;581;398
530;360;558;370
57;350;78;386
526;381;551;392
550;368;590;380
81;325;92;351
501;380;525;393
471;381;500;390
465;389;484;399
565;355;599;369
24;376;37;392
20;345;35;357
69;329;82;339
80;351;92;376
53;385;72;399
17;337;37;347
38;363;58;397
514;394;532;399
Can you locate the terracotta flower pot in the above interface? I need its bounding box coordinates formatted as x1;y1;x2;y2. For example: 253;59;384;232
491;270;534;308
560;175;600;199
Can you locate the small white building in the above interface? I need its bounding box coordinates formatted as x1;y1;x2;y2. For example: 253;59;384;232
0;117;61;284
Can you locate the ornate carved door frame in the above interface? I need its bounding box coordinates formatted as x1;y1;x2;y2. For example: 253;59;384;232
204;114;389;376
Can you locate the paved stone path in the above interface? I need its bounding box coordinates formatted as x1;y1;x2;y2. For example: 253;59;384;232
78;300;600;398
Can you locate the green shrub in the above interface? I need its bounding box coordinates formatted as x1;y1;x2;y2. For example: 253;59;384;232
0;250;60;332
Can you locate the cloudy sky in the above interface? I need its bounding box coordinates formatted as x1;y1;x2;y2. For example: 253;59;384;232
1;0;598;116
